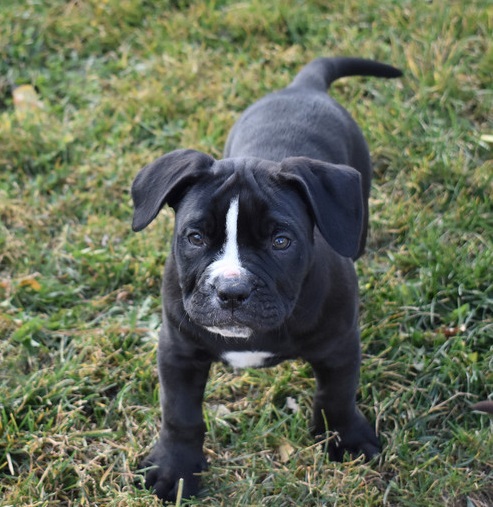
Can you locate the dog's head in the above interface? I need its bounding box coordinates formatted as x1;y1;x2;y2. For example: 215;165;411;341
132;149;364;338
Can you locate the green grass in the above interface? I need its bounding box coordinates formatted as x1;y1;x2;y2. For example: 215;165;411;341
0;0;492;505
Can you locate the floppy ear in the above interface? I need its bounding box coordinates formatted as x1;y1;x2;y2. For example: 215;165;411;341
131;149;215;232
279;157;365;259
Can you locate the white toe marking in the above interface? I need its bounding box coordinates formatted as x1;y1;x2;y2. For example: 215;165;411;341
222;351;274;368
208;196;243;280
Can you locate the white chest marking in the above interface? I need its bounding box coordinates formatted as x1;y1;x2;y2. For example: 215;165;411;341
222;351;274;369
208;196;243;279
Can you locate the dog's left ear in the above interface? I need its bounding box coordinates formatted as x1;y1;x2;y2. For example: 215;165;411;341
131;149;215;232
279;157;364;259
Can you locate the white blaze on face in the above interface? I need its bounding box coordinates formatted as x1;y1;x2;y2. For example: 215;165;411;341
208;195;243;280
204;195;253;339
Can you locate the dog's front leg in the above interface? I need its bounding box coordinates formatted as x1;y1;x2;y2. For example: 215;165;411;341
141;336;211;502
309;352;381;462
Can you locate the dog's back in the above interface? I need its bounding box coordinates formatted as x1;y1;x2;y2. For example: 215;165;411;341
224;57;402;258
225;57;401;168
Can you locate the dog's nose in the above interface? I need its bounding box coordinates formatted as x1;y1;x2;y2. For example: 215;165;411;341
215;278;252;309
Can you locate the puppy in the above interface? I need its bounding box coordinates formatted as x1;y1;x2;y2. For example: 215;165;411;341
131;57;402;501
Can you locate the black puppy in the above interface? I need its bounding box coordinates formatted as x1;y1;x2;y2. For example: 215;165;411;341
131;57;402;501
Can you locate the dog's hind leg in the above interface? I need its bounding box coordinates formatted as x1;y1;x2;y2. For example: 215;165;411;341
309;352;380;461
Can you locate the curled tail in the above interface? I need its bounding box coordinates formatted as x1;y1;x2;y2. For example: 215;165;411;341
288;57;402;91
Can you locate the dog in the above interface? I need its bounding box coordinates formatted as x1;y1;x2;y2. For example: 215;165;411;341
131;57;402;501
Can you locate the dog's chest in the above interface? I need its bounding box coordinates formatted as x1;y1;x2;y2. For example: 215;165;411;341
221;351;274;368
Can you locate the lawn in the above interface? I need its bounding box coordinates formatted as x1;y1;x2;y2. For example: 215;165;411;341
0;0;491;506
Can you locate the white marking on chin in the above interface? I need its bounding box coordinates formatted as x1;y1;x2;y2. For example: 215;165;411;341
222;351;274;368
206;326;252;338
207;196;244;280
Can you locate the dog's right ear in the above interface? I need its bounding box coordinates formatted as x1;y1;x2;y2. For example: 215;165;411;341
279;157;364;259
131;149;215;232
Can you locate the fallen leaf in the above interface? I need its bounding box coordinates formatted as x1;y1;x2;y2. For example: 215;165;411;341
471;400;493;414
278;441;295;463
441;325;466;337
285;396;300;413
209;404;231;418
116;290;132;302
13;85;44;120
480;134;493;143
19;276;41;291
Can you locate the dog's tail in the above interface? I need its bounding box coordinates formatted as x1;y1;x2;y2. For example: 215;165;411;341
288;57;402;92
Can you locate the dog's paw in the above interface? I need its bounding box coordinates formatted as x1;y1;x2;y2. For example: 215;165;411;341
315;411;381;462
138;443;207;502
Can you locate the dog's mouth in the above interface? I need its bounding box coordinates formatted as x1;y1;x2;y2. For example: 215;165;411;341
204;325;253;339
186;300;286;337
184;274;291;337
184;294;283;338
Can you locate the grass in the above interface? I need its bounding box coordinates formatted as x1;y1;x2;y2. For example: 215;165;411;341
0;0;491;505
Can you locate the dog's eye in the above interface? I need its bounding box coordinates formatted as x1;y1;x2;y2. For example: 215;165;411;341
188;232;205;247
272;235;291;250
